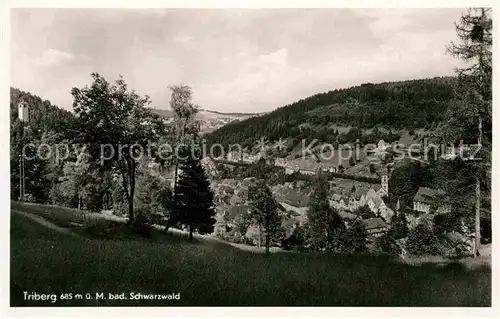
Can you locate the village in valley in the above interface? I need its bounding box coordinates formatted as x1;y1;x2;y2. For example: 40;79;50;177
189;133;464;253
8;7;492;307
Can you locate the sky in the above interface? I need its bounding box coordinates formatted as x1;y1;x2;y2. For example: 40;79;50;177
11;8;466;113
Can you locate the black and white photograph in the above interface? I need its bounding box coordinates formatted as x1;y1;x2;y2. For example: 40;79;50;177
3;0;496;312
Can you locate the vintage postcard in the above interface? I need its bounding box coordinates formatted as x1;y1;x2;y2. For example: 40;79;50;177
2;0;496;317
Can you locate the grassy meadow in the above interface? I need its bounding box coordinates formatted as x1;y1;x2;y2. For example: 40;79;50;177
10;206;491;307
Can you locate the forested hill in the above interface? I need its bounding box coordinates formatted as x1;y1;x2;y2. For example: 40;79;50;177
205;77;457;148
10;87;74;136
10;88;75;202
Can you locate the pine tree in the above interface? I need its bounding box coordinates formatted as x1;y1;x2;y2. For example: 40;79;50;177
406;223;440;256
171;144;216;241
344;219;368;253
169;84;200;191
439;8;492;256
390;212;409;239
374;232;402;256
248;180;283;253
307;173;345;252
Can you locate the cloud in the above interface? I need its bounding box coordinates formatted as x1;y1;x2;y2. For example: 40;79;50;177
259;48;288;67
35;49;90;68
197;48;305;112
11;9;463;113
355;9;414;37
173;35;194;46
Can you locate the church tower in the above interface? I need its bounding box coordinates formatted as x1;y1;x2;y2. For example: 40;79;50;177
381;173;389;194
18;100;30;122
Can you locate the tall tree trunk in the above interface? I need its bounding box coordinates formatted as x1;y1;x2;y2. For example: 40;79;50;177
120;157;136;224
19;155;22;201
474;176;481;257
173;123;186;192
20;121;24;202
128;160;136;223
265;212;270;254
474;116;482;257
164;218;176;234
258;221;262;248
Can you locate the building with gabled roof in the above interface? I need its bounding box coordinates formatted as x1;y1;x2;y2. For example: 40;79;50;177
412;187;451;214
362;217;389;240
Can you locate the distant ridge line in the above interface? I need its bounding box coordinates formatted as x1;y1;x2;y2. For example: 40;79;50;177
199;109;266;116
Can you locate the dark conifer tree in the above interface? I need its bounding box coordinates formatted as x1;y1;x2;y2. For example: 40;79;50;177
307;173;345;252
440;7;492;255
248;180;283;253
171;144;216;241
344;219;367;253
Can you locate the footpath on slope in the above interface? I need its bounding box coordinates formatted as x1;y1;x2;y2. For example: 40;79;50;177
11;209;82;239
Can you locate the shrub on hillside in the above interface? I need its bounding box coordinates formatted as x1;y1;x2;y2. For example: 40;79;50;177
282;224;309;251
82;216;125;239
244;224;262;246
433;211;462;236
341;220;368;253
405;223;441;256
390;212;409;239
480;218;492;244
374;231;402;256
130;212;153;238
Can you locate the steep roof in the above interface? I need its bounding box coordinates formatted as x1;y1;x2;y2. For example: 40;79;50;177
288;159;320;171
226;205;251;219
339;210;357;220
367;194;383;208
413;187;447;204
273;187;310;207
362;217;388;230
330;178;371;195
353;184;370;199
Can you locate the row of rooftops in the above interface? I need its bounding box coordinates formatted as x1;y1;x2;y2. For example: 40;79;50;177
222;203;388;232
275;158;339;172
330;187;385;209
413;187;448;205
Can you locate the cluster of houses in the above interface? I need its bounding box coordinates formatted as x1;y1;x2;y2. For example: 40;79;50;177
226;151;263;164
211;177;455;248
215;140;398;241
326;170;393;240
330;179;391;216
326;179;454;241
208;137;457;245
274;158;339;175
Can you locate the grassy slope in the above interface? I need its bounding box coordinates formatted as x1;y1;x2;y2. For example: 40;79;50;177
11;211;491;307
